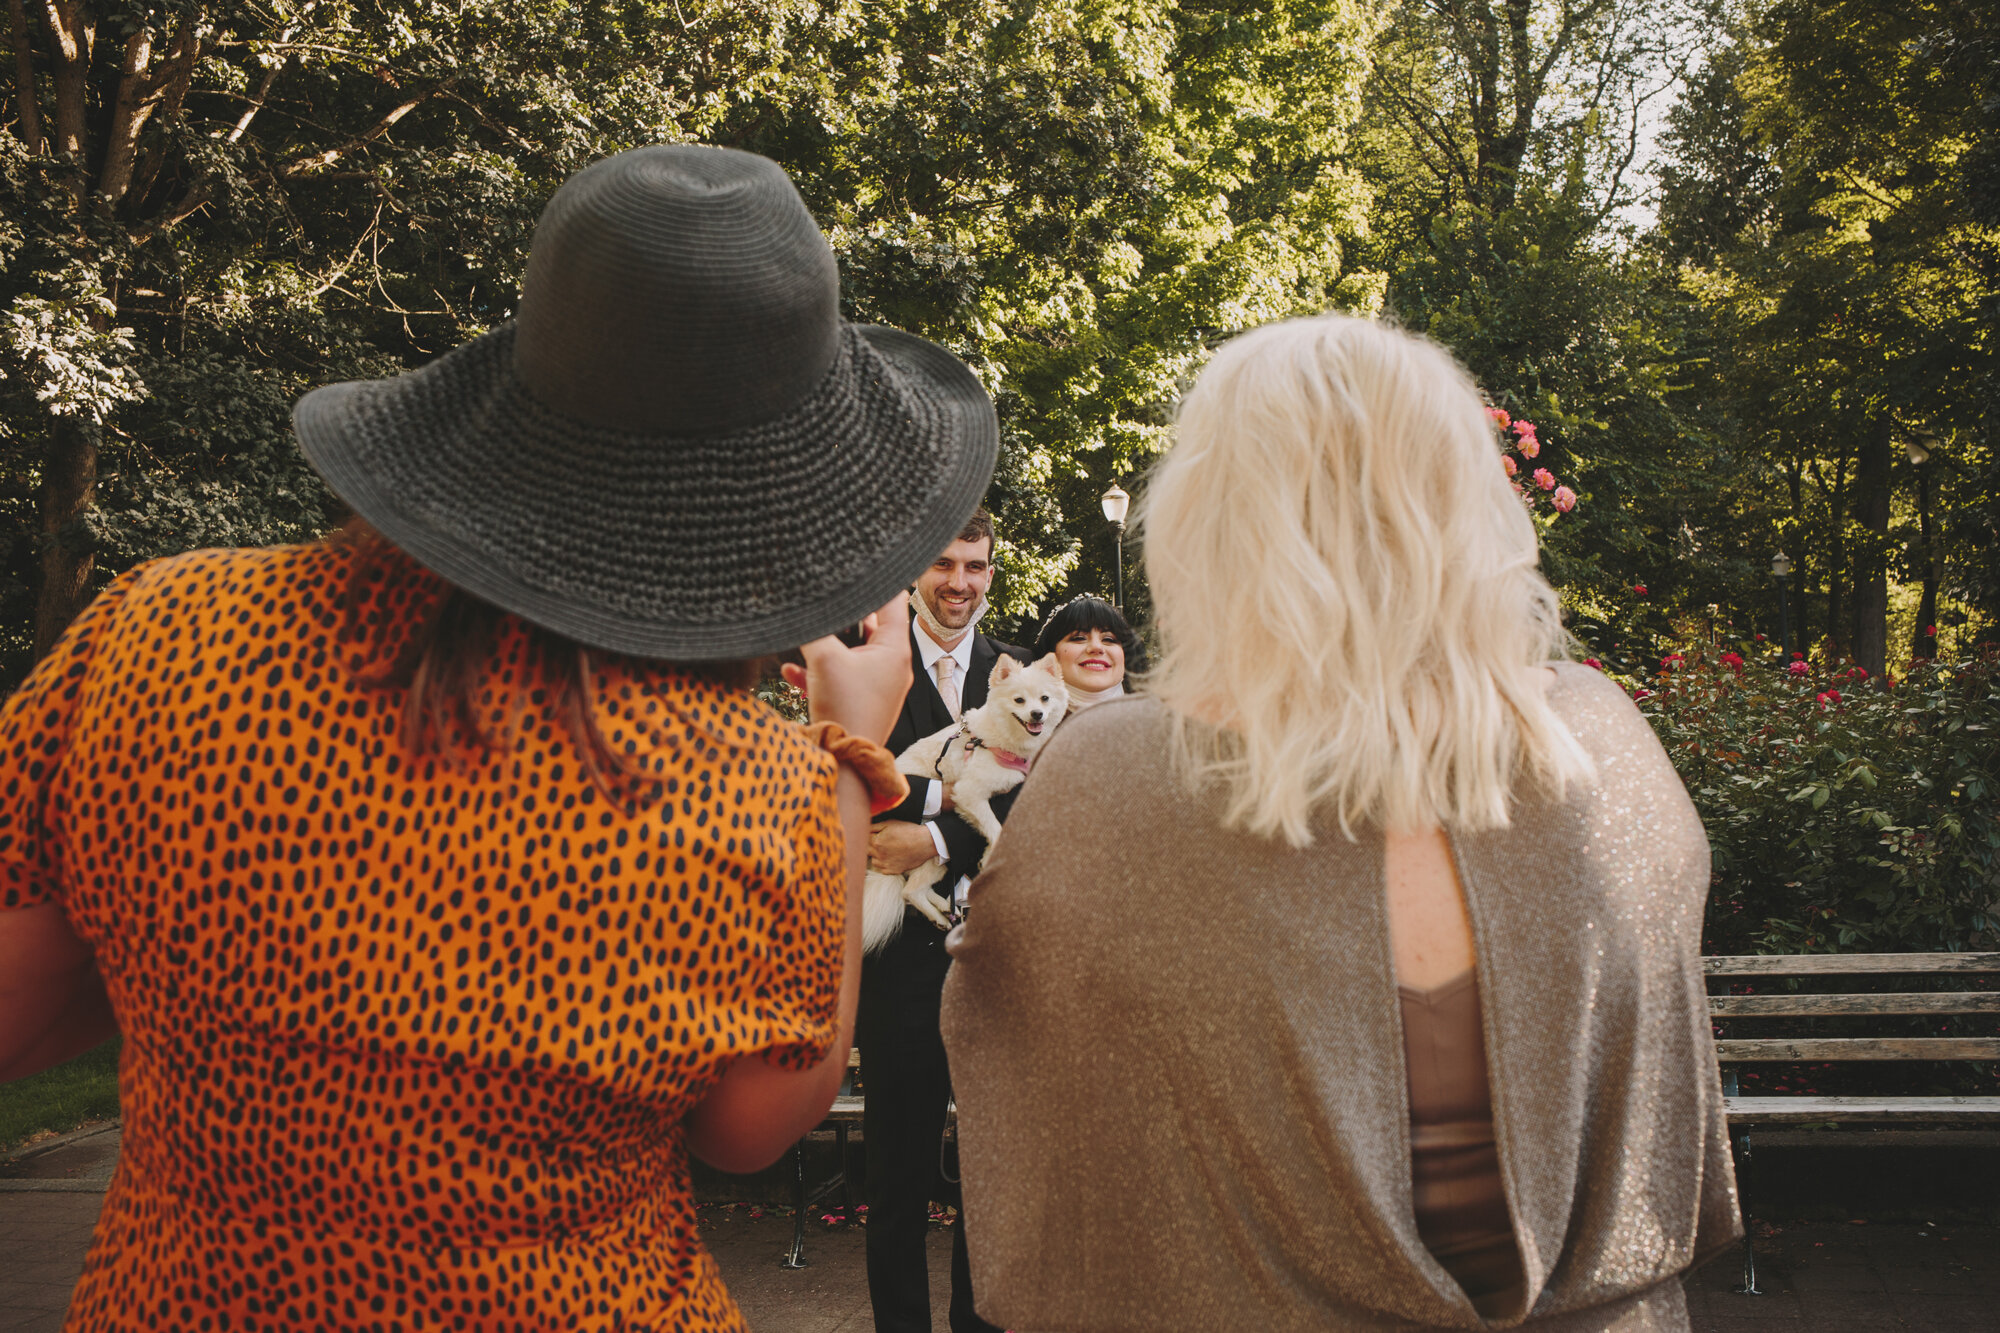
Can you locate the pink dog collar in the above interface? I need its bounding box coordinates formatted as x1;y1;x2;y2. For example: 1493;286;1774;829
988;747;1032;774
962;734;1033;774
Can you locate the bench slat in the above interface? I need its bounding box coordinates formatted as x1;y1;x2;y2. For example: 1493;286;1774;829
1708;992;2000;1016
1716;1037;2000;1062
1705;952;2000;976
1725;1095;2000;1124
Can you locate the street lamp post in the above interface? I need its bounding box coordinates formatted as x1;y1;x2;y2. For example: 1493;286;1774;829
1770;551;1793;663
1100;481;1131;610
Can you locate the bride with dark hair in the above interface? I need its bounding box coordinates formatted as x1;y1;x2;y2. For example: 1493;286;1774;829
1031;596;1146;712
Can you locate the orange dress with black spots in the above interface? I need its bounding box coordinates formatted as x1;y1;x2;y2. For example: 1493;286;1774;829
0;543;859;1331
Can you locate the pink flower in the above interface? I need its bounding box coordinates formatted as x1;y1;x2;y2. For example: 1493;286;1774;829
1532;468;1556;491
1925;625;1937;637
1826;688;1842;704
1787;660;1811;677
1582;658;1603;669
1517;434;1541;459
1660;653;1685;671
1512;419;1538;442
1755;633;1766;642
1503;455;1518;478
1552;484;1576;511
1720;652;1744;673
1632;687;1654;701
1815;692;1830;706
1487;406;1511;429
1633;584;1648;597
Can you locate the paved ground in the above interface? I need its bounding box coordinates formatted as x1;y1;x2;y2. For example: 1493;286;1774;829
5;1123;1997;1330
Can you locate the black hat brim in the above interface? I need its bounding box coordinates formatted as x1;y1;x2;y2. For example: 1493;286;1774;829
295;322;998;660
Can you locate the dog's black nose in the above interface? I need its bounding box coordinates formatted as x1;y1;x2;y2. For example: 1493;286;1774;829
1028;711;1044;724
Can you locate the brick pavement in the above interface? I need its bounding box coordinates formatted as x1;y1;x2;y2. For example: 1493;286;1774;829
0;1193;101;1333
6;1127;1998;1330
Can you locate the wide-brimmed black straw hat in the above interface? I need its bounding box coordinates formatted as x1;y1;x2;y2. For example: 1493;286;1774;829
294;145;998;659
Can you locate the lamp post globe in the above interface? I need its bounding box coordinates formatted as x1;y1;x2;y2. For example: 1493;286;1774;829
1101;482;1130;609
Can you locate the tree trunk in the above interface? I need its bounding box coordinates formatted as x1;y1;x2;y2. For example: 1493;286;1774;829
1793;559;1808;655
32;0;89;202
94;25;154;206
1912;457;1939;662
1849;417;1891;681
1784;459;1806;654
1823;455;1849;661
33;414;97;657
7;0;41;153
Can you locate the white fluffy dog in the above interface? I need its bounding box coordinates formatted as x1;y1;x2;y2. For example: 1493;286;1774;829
862;653;1069;952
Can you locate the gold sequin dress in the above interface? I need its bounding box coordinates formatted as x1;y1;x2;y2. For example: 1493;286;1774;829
943;664;1739;1331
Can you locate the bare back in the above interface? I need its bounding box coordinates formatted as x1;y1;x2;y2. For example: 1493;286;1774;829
1384;827;1479;988
1385;666;1558;989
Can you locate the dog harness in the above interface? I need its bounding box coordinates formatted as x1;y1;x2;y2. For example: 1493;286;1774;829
935;722;1034;778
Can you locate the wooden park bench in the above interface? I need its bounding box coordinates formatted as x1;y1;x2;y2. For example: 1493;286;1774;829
1707;951;2000;1294
781;1047;868;1268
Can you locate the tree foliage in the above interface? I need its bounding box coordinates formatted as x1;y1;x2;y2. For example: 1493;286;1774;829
0;0;1384;683
2;0;1992;702
1651;0;1998;677
1350;0;1738;621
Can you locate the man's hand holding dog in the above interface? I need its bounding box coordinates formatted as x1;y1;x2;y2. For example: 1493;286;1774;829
870;821;939;875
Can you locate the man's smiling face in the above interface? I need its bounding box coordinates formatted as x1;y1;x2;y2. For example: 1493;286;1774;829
915;536;994;641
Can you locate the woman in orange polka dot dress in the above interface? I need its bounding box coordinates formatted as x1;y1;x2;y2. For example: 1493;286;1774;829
0;144;999;1331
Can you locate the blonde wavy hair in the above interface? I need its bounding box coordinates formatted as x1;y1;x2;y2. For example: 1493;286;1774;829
1140;314;1594;845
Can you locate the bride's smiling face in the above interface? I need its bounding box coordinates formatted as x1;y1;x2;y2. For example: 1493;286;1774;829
1054;628;1125;692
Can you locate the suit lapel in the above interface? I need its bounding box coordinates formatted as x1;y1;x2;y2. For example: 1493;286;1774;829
963;635;999;713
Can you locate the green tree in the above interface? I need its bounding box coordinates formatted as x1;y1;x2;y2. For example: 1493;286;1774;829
1;0;1385;673
731;0;1386;627
1352;0;1740;631
1654;0;1997;677
1;0;790;683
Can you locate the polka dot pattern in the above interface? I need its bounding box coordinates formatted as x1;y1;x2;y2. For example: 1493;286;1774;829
0;543;847;1331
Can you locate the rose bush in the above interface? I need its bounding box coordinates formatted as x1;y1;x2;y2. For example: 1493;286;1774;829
1615;647;2000;957
1488;408;1575;521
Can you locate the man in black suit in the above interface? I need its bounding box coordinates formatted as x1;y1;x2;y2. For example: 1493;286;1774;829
860;507;1024;1333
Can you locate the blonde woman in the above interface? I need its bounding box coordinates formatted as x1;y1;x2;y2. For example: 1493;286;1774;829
941;315;1738;1331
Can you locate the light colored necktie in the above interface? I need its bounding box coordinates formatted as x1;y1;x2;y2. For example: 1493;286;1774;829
935;654;961;719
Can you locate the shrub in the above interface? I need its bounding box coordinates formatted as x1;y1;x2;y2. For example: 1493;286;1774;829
1607;647;2000;957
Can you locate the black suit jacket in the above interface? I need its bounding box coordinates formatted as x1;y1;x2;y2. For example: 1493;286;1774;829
859;626;1030;1031
879;625;1031;893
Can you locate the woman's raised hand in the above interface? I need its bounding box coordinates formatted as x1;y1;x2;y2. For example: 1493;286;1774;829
781;594;912;746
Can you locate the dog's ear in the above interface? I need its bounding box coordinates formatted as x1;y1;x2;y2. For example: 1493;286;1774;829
1034;652;1063;677
989;654;1020;684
